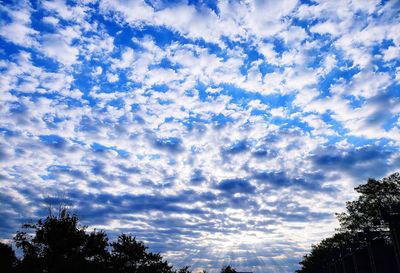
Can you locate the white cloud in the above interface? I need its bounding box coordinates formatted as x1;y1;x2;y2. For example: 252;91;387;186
383;46;400;62
42;16;59;26
310;21;340;36
341;70;390;98
41;34;80;65
93;66;103;76
42;0;89;22
0;5;37;47
106;72;119;82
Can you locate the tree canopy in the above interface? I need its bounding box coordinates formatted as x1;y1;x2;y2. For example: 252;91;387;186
220;265;237;273
0;208;240;273
296;172;400;273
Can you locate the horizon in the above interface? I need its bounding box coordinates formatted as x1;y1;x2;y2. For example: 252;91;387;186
0;0;399;272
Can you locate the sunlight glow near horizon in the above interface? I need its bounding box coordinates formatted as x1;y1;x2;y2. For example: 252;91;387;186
0;0;399;272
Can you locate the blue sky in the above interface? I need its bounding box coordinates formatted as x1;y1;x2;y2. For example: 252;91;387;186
0;0;399;272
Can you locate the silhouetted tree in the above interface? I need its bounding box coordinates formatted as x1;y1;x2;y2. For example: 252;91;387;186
297;172;400;273
177;266;192;273
110;234;174;273
13;208;109;273
0;242;17;273
220;265;237;273
337;173;400;232
2;208;179;273
297;232;355;273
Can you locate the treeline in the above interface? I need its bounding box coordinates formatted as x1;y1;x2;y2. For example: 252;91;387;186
0;209;238;273
297;172;400;273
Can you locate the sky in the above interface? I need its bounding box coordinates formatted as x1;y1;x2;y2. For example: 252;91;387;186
0;0;399;272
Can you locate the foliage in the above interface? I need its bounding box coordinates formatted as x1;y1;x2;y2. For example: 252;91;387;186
177;266;192;273
13;208;110;273
337;173;400;232
220;265;237;273
296;172;400;273
0;242;17;273
111;234;174;273
0;208;237;273
6;208;174;273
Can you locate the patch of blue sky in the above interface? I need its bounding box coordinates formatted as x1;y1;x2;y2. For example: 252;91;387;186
290;16;317;33
386;84;400;98
71;138;86;146
39;134;66;149
306;46;334;69
147;154;161;160
42;113;66;128
181;114;208;130
8;101;27;114
163;117;175;123
78;116;100;133
157;98;174;105
213;83;296;109
72;73;96;94
150;58;180;71
382;115;400;131
374;59;400;75
210;113;234;128
299;0;319;5
167;158;177;165
47;164;71;172
40;173;57;180
91;142;130;157
0;39;23;60
316;67;360;99
222;140;249;155
335;52;359;69
0;127;17;137
130;103;141;112
115;28;151;49
107;98;125;109
370;0;394;19
154;137;182;152
250;108;268;117
113;21;221;54
30;10;57;33
193;81;209;101
272;37;288;56
10;86;74;108
30;52;61;73
0;6;12;23
240;45;264;73
344;95;366;109
259;62;281;76
151;84;170;93
321;113;346;134
188;0;219;14
268;116;305;131
10;89;55;102
346;136;387;147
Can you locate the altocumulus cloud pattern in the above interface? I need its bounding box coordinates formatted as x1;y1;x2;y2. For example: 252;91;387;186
0;0;400;272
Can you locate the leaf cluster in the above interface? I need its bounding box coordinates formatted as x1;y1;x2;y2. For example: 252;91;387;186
0;208;239;273
296;172;400;273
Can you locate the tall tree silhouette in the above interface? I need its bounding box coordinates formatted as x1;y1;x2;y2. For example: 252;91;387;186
297;172;400;273
7;208;178;273
220;265;237;273
337;173;400;232
110;234;174;273
177;266;192;273
0;242;17;273
13;208;109;273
